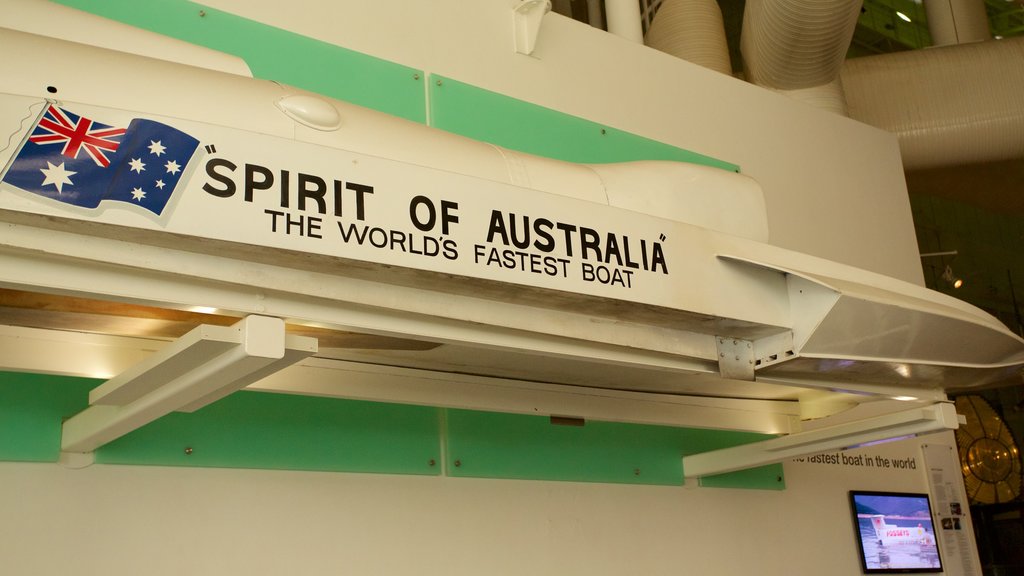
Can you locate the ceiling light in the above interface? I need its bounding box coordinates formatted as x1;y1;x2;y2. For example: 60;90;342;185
920;251;964;289
942;264;964;289
896;11;912;22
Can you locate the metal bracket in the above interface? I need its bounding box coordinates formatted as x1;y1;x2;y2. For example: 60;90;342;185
513;0;551;55
753;331;795;370
716;336;755;381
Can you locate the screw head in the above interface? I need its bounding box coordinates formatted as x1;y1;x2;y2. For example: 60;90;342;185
454;459;462;467
184;447;193;455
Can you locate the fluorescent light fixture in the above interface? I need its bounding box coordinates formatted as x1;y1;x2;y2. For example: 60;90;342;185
897;11;912;22
61;315;317;454
682;403;959;478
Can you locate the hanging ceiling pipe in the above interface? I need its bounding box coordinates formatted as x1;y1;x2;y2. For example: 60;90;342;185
925;0;991;46
605;0;644;42
630;0;1015;172
741;0;862;88
586;0;605;29
774;76;849;116
740;0;862;114
644;0;732;75
841;36;1024;170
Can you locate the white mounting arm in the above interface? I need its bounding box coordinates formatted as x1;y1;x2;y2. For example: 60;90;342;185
682;402;961;478
513;0;552;55
61;315;317;454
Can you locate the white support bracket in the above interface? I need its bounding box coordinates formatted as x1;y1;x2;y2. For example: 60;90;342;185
60;315;317;455
682;402;961;478
513;0;551;55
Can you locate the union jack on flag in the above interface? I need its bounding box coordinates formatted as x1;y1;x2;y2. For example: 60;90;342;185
1;104;200;217
28;104;127;168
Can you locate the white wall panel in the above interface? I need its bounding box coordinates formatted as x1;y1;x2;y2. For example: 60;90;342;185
0;432;960;575
200;0;922;285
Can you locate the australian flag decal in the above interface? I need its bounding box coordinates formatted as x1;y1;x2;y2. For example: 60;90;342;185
2;104;199;216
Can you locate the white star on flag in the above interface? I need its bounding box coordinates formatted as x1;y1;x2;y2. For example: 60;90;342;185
148;140;166;156
129;158;146;173
39;161;76;194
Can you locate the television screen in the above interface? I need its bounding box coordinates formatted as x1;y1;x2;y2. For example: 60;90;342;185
849;490;943;573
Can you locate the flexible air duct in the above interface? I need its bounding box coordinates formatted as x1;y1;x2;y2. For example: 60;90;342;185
740;0;862;90
841;37;1024;171
925;0;991;46
644;0;732;75
776;76;849;116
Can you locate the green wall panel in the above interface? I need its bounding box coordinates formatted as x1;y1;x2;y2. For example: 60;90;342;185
54;0;426;123
0;371;99;462
96;391;442;475
429;75;739;171
446;410;784;489
698;463;785;490
0;368;782;489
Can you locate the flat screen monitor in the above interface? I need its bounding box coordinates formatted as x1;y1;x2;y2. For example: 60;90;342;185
849;490;943;573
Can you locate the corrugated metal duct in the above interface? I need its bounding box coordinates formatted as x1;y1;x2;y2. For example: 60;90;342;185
644;0;732;75
740;0;861;115
925;0;991;46
641;0;1020;169
741;0;862;89
841;37;1024;171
